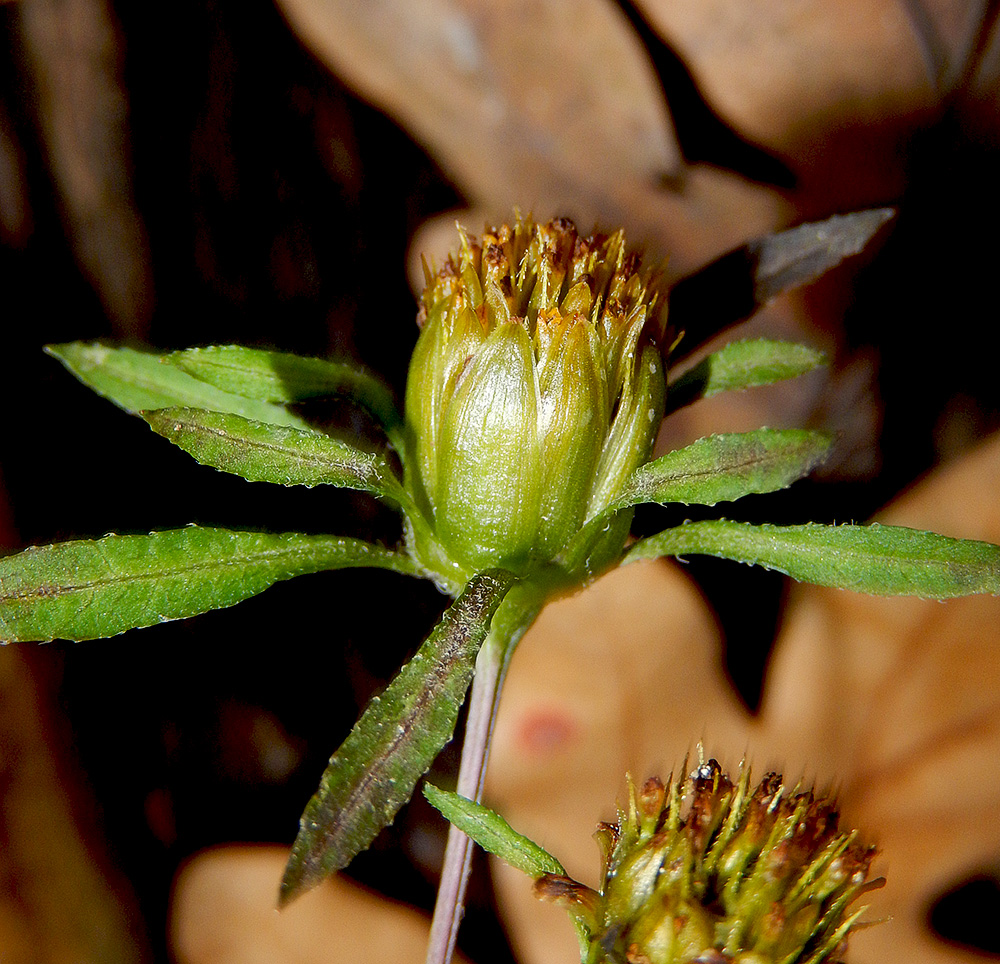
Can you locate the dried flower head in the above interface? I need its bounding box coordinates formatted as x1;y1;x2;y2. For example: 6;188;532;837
535;759;881;964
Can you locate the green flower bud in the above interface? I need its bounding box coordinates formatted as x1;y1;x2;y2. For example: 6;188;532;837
403;215;668;589
536;760;881;964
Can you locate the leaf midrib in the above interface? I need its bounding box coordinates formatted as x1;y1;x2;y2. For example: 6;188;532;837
301;635;456;869
0;540;354;604
164;412;370;470
633;437;822;494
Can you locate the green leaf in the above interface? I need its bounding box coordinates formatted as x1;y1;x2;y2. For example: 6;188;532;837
625;520;1000;598
171;345;401;434
618;429;832;508
280;569;517;904
46;342;315;430
421;782;594;957
423;783;566;878
667;339;826;413
143;408;407;504
0;528;418;643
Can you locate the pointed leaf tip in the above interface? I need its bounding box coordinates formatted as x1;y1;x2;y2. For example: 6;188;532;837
667;338;827;413
619;429;833;509
422;783;566;878
279;569;516;904
750;207;895;305
626;520;1000;599
670;209;894;359
0;528;419;643
45;342;314;430
142;407;407;505
171;345;402;436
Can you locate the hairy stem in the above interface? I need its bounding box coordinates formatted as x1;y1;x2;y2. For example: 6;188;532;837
424;594;542;964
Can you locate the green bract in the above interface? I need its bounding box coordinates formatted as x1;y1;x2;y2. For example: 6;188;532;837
404;217;667;590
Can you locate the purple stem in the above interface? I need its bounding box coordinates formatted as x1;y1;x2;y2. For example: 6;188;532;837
424;600;540;964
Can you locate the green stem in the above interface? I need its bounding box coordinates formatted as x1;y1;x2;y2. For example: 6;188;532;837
424;590;542;964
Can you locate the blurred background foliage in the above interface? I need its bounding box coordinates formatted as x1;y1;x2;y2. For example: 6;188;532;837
1;1;1000;962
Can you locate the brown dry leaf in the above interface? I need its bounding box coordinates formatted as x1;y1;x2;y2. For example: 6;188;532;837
632;1;1000;207
171;845;472;964
631;1;1000;213
276;0;683;188
637;1;935;152
0;648;147;964
486;431;1000;964
270;0;989;263
16;0;152;337
273;0;792;280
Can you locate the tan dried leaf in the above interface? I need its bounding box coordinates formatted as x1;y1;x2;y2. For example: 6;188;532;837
171;845;472;964
636;0;935;152
274;0;791;279
275;0;681;196
0;648;147;964
16;0;152;335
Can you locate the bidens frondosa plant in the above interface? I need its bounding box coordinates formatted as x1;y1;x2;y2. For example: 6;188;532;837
0;213;997;964
426;758;881;964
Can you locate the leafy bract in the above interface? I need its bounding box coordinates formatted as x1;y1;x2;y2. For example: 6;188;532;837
280;569;517;904
171;345;401;434
666;339;826;413
46;342;314;430
625;520;1000;598
143;408;407;505
0;528;417;642
423;784;565;878
618;429;832;508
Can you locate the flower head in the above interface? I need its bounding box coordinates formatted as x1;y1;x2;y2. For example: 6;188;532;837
403;215;668;589
536;759;880;964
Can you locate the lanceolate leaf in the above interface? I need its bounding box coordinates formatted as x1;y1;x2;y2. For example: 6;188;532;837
423;783;566;878
143;408;407;505
667;339;826;413
625;520;1000;599
171;345;402;434
618;429;832;508
280;569;517;904
46;342;314;431
0;528;418;643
